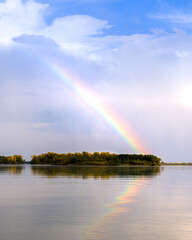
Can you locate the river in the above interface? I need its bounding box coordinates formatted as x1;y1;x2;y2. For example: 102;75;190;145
0;165;191;240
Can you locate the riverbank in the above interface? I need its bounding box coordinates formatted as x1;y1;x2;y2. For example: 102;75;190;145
163;162;192;165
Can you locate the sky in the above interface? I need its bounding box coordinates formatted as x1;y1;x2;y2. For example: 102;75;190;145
1;0;192;162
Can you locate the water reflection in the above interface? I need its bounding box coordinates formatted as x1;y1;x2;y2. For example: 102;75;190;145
85;177;146;240
0;165;24;175
31;165;162;179
0;165;166;240
1;166;192;240
31;166;162;239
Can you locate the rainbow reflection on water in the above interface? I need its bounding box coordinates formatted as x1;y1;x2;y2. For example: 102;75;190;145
84;177;146;239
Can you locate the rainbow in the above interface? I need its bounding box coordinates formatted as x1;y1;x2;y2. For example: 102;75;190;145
45;60;147;154
84;177;146;239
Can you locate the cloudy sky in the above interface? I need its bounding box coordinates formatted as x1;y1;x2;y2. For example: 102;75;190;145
1;0;192;162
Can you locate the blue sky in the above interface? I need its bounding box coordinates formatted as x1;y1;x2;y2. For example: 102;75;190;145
35;0;192;34
1;0;192;162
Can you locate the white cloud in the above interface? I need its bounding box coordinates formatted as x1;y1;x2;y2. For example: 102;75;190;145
43;15;110;42
42;15;111;56
0;0;48;44
150;11;192;23
0;0;111;59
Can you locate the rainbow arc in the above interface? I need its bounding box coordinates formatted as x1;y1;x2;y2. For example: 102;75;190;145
47;60;147;154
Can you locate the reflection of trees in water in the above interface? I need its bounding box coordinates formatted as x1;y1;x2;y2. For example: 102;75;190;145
31;166;162;179
0;166;24;175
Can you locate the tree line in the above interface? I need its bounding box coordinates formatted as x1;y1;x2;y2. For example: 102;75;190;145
30;152;161;166
0;155;25;164
0;152;162;166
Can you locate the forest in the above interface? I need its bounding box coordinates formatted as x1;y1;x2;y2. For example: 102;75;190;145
0;155;25;164
0;152;161;165
30;152;162;166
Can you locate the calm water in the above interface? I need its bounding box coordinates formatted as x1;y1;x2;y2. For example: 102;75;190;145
0;165;192;240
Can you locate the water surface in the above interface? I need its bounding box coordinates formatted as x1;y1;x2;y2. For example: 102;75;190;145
0;165;191;240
